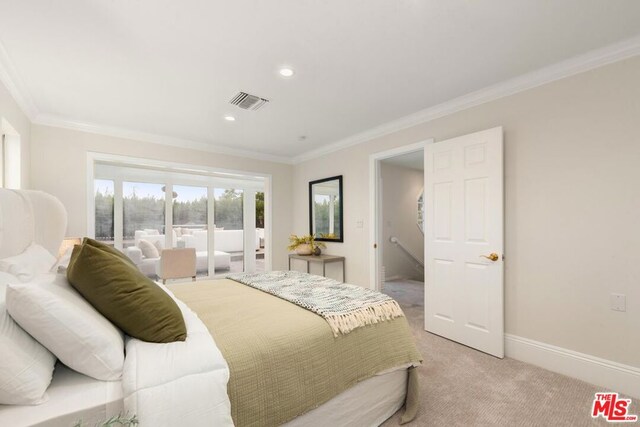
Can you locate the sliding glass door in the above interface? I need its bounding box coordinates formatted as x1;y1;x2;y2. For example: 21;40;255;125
172;185;208;276
122;182;165;249
94;179;115;247
214;188;244;274
255;191;265;272
92;158;269;280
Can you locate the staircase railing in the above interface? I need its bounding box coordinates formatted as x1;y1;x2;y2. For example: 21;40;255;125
389;236;424;270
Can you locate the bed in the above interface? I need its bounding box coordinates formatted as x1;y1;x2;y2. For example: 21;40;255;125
0;189;421;426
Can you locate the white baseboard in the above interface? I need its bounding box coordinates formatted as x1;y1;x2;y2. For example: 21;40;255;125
505;334;640;399
383;274;406;282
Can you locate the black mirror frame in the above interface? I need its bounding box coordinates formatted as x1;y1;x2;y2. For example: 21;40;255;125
309;175;344;243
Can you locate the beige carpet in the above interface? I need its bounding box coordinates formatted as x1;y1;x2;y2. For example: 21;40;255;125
381;280;636;426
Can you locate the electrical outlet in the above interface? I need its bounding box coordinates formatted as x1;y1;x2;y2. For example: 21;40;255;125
610;294;626;312
356;220;364;229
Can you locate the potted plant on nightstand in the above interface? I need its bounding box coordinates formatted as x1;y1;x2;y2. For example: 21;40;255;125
288;234;326;256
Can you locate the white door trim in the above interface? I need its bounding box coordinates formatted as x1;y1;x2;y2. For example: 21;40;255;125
368;139;434;290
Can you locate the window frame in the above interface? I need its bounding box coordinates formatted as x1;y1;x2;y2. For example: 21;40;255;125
87;152;271;277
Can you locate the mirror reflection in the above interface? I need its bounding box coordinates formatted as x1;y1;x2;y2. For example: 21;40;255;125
309;176;343;242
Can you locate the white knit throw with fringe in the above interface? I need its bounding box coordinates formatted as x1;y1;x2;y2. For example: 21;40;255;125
227;270;404;336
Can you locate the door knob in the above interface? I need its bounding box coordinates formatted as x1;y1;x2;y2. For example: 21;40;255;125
480;253;499;262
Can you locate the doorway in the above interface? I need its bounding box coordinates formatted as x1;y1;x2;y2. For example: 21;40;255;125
379;152;426;306
369;140;432;306
370;128;504;358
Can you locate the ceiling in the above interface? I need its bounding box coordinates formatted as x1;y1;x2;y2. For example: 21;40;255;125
382;151;424;171
1;1;639;162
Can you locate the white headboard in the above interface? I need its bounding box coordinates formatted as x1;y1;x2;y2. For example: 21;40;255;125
0;189;67;259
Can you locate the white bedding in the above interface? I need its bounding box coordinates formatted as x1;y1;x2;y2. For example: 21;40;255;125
1;278;408;426
0;362;407;427
0;276;233;427
286;368;407;427
0;189;407;425
122;285;233;427
0;365;123;427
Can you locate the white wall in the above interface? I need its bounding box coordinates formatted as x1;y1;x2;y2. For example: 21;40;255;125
0;78;30;188
380;162;424;282
293;56;640;368
30;125;293;271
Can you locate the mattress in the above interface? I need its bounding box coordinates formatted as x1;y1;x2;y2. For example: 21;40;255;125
0;364;123;427
285;367;408;427
0;365;405;427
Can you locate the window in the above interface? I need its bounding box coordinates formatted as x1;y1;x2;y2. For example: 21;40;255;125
173;185;208;275
215;188;244;273
91;156;269;279
1;118;21;189
94;179;115;246
123;182;165;248
173;185;207;232
256;191;265;272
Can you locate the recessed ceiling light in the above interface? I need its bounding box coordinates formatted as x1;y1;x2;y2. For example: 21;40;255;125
224;115;236;122
278;67;295;78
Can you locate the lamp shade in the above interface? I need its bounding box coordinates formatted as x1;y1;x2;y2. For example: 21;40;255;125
58;237;82;259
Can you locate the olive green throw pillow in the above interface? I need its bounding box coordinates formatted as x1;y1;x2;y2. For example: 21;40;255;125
68;238;136;272
67;243;186;343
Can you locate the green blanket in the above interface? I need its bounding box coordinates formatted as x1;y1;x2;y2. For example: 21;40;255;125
170;279;422;427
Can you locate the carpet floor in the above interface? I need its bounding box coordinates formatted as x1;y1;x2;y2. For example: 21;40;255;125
380;280;635;427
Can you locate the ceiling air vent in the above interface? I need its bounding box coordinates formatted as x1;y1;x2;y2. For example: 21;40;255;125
229;91;269;111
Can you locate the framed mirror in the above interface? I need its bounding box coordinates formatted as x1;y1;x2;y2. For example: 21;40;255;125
309;175;343;242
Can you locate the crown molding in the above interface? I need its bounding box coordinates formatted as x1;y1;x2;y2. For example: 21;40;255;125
33;113;295;165
0;40;38;119
0;39;293;164
2;33;639;165
292;34;640;163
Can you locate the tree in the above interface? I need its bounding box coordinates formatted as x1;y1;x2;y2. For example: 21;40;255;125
95;187;267;240
256;192;265;228
214;189;243;230
95;189;114;240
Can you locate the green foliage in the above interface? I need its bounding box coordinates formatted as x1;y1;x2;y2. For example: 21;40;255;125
122;190;165;238
313;199;341;236
287;234;326;251
214;189;243;230
95;190;115;241
73;413;138;427
319;233;337;239
172;196;207;227
94;186;266;240
256;192;265;228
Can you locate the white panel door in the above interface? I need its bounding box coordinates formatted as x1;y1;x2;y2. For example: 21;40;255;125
424;127;504;357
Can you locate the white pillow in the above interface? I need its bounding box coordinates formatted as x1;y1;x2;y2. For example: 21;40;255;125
138;239;160;259
153;239;165;253
6;274;125;381
0;271;18;287
0;243;56;282
0;281;56;405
